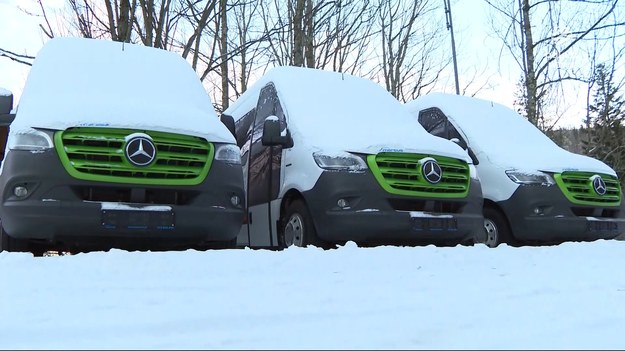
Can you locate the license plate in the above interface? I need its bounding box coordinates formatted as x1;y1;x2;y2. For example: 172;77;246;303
411;217;457;232
101;210;175;230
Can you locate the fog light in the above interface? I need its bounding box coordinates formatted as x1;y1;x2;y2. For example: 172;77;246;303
533;207;543;215
230;195;241;207
14;186;28;198
337;198;349;209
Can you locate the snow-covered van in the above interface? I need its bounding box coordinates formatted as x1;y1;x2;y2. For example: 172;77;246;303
406;93;625;247
0;37;244;254
223;66;484;249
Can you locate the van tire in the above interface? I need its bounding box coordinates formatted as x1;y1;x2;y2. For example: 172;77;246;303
483;207;513;248
280;199;323;248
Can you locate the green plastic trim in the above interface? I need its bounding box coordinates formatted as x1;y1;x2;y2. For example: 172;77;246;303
554;171;622;207
367;153;470;199
55;128;214;186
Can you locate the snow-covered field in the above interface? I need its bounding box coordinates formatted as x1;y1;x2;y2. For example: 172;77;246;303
2;239;625;350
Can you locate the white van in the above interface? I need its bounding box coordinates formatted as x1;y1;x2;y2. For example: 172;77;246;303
0;37;245;254
406;93;625;247
223;66;485;249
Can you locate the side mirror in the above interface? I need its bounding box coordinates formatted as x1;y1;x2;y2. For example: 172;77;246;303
0;89;15;126
262;116;293;148
220;114;236;137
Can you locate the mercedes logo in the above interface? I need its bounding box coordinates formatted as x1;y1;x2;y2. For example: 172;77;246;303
422;159;443;184
592;175;607;196
125;134;157;167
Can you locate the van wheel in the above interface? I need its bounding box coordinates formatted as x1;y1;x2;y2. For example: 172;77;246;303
280;199;322;248
483;207;513;248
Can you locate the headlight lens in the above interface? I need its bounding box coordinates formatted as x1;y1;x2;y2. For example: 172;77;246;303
313;151;367;171
9;128;54;151
215;144;241;164
506;170;554;185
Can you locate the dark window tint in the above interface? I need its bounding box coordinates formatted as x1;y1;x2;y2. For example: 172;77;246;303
418;107;468;149
418;107;448;138
235;108;255;148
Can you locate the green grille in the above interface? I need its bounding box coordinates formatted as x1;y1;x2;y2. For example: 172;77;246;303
367;153;470;198
55;128;213;185
554;171;622;206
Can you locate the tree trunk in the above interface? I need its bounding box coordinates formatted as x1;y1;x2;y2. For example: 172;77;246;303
521;0;538;126
118;0;131;42
292;0;305;66
220;0;229;111
304;0;315;68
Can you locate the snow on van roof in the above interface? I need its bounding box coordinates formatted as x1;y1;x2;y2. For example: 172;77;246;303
0;88;12;97
225;66;469;160
405;93;616;175
12;37;234;143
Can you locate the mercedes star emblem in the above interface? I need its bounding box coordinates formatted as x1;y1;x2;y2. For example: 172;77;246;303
125;134;157;167
422;159;443;184
592;175;607;196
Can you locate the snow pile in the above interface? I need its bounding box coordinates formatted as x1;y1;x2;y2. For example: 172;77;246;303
406;93;615;175
12;37;234;143
1;240;625;349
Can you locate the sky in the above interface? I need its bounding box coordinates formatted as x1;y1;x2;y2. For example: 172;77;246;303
2;239;625;349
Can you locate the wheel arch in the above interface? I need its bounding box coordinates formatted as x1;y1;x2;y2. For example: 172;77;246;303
483;199;516;241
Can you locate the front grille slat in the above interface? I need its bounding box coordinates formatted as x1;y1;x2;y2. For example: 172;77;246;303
56;128;214;185
555;171;622;207
368;153;470;198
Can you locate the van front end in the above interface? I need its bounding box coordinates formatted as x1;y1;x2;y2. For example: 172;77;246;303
0;127;245;252
499;170;624;244
302;151;484;246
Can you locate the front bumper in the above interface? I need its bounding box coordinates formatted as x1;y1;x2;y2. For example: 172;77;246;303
302;171;485;245
0;149;245;249
499;184;625;243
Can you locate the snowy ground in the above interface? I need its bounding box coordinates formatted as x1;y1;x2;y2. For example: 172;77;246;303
2;240;625;350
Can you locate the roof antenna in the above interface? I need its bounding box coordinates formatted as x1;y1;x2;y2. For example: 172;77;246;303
342;71;344;80
122;41;125;51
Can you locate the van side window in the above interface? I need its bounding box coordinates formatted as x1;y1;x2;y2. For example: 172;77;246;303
418;107;467;149
255;84;282;125
418;108;448;138
235;108;255;148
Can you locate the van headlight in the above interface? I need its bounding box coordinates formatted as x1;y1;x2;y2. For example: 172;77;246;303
313;151;367;171
215;144;241;164
9;128;54;151
506;170;554;186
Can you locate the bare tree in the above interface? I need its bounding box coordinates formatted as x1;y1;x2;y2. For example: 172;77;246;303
0;49;35;66
219;0;229;110
229;0;266;95
485;0;624;129
373;0;449;102
314;0;376;74
259;0;293;66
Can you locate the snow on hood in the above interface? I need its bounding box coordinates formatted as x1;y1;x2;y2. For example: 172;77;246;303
226;66;470;162
406;93;616;176
12;37;234;143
